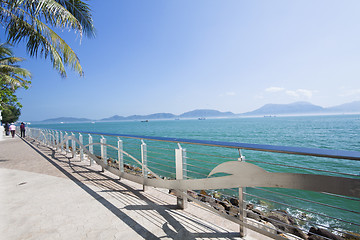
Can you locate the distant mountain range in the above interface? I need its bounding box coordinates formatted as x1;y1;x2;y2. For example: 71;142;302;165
41;109;235;123
241;101;360;116
41;117;93;123
41;101;360;123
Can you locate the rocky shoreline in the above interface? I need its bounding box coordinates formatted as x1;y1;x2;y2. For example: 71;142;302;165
185;189;359;240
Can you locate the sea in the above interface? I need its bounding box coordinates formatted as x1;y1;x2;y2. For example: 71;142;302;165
31;114;360;233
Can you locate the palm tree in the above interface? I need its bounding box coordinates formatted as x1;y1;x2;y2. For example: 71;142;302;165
0;0;95;77
0;43;30;125
0;43;31;89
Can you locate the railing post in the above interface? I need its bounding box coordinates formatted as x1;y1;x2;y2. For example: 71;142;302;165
47;130;51;146
49;130;52;147
53;131;56;148
175;143;188;209
50;130;53;147
49;130;52;146
238;149;247;237
100;136;106;172
118;137;123;178
44;130;48;145
55;131;59;151
60;132;64;152
71;133;76;158
141;140;147;191
79;133;84;161
88;134;93;166
42;130;46;145
52;130;55;148
65;132;69;154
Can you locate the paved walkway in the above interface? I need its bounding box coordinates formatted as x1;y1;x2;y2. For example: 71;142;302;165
0;135;252;240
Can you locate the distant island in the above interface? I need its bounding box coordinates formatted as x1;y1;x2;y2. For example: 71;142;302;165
241;101;360;116
40;101;360;123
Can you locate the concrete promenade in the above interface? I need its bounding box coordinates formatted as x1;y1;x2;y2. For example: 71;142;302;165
0;135;262;240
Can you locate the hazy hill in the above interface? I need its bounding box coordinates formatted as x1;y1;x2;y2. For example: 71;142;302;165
242;102;324;116
179;109;235;118
145;113;177;119
101;115;126;121
325;101;360;113
125;113;177;120
42;117;92;123
100;110;233;121
40;101;359;122
101;113;176;121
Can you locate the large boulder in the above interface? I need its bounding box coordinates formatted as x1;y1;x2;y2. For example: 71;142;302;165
252;208;266;220
265;210;307;239
308;227;343;240
230;198;239;207
247;211;262;221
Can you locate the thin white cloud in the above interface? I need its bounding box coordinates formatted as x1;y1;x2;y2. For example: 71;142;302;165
297;89;313;98
285;90;299;98
265;87;315;99
285;89;314;99
265;87;285;92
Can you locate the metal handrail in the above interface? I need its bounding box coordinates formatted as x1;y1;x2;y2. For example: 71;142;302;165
34;129;360;161
26;127;360;240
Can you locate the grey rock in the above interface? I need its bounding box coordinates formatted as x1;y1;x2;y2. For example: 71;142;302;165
265;210;307;239
308;227;343;240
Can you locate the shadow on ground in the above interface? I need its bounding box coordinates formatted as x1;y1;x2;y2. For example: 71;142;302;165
21;138;240;240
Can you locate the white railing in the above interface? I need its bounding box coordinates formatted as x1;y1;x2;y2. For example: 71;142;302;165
26;128;360;240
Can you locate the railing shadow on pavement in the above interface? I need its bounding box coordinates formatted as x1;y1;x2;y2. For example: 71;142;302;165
21;137;241;240
23;128;360;240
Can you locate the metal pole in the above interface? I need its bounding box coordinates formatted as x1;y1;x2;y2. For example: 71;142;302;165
88;134;93;166
118;137;123;178
141;140;147;191
65;132;69;154
238;149;247;237
175;143;188;209
60;132;64;152
79;133;84;161
100;136;106;172
50;130;54;147
71;133;76;158
52;130;55;148
56;131;59;151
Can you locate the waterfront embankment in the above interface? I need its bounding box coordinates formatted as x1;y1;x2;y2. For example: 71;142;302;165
0;135;267;240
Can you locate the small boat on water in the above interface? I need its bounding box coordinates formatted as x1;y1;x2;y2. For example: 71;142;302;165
141;120;149;122
198;117;206;120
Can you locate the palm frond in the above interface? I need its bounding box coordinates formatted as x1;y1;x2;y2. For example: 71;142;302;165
0;0;94;77
0;65;31;77
3;4;83;76
0;56;26;65
55;0;95;38
0;72;30;88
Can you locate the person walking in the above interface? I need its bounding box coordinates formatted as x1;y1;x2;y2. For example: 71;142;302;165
9;123;16;138
4;123;9;136
20;122;26;138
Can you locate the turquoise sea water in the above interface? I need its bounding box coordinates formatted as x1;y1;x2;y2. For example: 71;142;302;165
32;114;360;233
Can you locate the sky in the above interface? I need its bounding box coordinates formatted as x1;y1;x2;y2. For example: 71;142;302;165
5;0;360;121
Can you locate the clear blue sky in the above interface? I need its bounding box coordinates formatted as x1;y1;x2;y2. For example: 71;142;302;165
8;0;360;121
